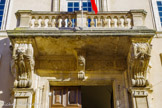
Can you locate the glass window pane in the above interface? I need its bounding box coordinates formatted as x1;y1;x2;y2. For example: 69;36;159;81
157;1;162;6
160;18;162;22
74;2;79;7
0;5;4;9
88;8;92;12
74;8;79;11
88;2;91;7
159;12;162;17
88;19;91;27
158;7;162;11
68;8;73;12
72;19;75;27
0;0;5;4
0;11;3;15
83;2;87;7
68;2;73;7
83;8;87;11
0;16;2;21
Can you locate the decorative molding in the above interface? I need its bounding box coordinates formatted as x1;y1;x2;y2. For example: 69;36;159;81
11;42;34;88
129;89;150;108
131;90;148;97
13;88;34;108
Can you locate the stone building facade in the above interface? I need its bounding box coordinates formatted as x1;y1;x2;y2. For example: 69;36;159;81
0;0;162;108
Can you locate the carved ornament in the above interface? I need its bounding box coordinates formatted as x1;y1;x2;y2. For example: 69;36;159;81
128;42;151;87
11;43;34;88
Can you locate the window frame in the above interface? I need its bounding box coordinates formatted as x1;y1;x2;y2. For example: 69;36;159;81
152;0;162;31
66;0;93;11
0;0;11;30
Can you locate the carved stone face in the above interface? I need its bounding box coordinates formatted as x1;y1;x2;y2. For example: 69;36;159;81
137;45;148;54
78;56;85;67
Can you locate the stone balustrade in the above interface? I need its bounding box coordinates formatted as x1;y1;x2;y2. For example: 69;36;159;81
86;12;132;28
15;10;147;29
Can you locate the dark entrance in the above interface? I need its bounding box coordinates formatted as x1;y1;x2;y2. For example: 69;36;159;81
81;86;113;108
50;85;113;108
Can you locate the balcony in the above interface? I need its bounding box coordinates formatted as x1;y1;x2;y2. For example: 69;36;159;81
15;10;147;29
7;9;155;77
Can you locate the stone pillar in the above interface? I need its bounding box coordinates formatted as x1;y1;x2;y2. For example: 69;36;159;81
130;10;147;28
15;10;32;28
76;11;87;28
102;0;108;11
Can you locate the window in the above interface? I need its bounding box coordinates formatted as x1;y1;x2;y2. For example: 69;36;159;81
82;2;92;12
67;1;93;27
68;2;80;12
67;2;80;27
67;1;92;12
0;0;5;29
50;87;81;108
82;1;93;27
157;1;162;26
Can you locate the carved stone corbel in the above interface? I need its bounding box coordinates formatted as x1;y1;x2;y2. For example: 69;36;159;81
11;43;35;88
76;49;86;80
128;42;151;87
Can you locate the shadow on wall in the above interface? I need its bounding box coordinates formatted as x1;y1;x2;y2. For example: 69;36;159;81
0;38;14;108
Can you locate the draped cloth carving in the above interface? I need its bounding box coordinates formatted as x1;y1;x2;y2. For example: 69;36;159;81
11;43;34;88
128;43;151;87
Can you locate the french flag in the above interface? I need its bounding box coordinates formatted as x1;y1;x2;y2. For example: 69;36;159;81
90;0;98;14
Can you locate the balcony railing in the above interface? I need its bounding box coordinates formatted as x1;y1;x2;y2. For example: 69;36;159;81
16;10;147;29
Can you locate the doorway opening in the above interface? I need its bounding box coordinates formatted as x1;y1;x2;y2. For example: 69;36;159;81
50;85;113;108
81;86;113;108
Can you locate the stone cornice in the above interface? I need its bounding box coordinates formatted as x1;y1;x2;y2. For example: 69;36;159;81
7;28;155;37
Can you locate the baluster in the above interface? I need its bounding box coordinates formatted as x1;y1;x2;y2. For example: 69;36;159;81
97;16;101;27
120;16;124;28
48;16;52;27
68;16;72;27
110;16;115;28
103;16;108;27
41;16;45;27
128;18;132;28
61;16;65;27
52;16;55;27
86;17;89;27
90;16;95;27
107;17;111;28
124;17;128;28
59;18;61;27
34;16;39;27
117;17;122;28
55;16;59;27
